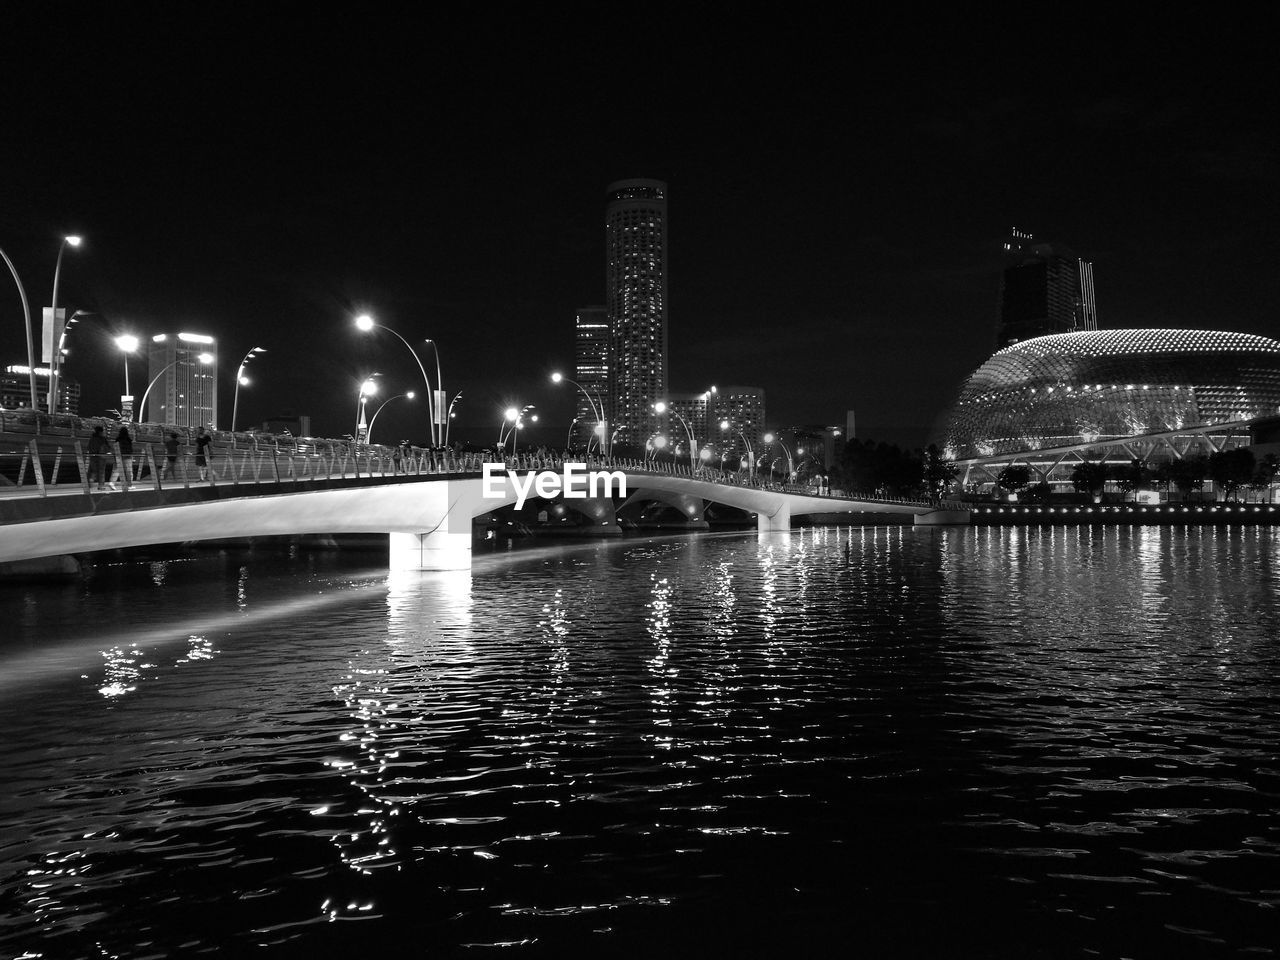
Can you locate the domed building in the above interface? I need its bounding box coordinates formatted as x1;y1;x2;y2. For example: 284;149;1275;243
937;329;1280;462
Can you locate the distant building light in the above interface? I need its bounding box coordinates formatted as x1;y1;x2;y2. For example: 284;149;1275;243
152;334;168;342
178;333;215;344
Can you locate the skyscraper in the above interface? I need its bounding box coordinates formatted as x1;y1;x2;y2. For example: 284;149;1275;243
573;306;609;447
996;228;1097;349
606;178;668;446
146;332;218;428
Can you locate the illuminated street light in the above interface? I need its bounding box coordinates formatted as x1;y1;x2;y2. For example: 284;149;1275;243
355;314;440;446
230;346;266;433
114;334;140;421
763;432;795;480
366;390;415;445
47;234;83;413
0;243;37;411
355;374;380;444
138;353;214;423
551;371;607;454
654;400;698;470
721;418;756;479
498;404;536;456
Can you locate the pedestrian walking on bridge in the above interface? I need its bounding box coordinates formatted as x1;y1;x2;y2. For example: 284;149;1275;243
86;425;110;491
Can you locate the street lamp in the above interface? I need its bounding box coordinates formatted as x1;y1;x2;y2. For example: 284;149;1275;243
230;346;266;433
646;434;668;463
355;314;439;446
721;418;755;478
551;371;607;455
366;390;414;445
654;401;698;470
444;391;462;448
498;404;535;456
46;234;82;413
424;338;444;448
139;353;214;423
114;334;140;421
355;375;379;444
0;243;37;411
763;432;795;481
566;415;581;451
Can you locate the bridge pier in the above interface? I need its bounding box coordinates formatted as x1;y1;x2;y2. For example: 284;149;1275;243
389;530;472;571
757;503;791;533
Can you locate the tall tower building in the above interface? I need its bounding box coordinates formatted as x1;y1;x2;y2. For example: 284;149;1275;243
573;306;609;447
606;178;668;446
996;228;1097;349
146;332;218;428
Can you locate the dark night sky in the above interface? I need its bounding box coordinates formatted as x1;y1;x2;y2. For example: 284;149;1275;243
3;7;1277;450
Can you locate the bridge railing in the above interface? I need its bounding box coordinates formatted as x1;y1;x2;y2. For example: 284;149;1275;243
2;422;954;511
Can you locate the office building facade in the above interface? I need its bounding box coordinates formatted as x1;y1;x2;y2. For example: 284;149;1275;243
997;228;1098;349
712;385;766;456
146;333;218;428
1;366;79;414
606;178;668;446
573;306;609;447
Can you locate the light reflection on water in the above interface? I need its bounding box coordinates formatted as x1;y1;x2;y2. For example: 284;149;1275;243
0;527;1278;956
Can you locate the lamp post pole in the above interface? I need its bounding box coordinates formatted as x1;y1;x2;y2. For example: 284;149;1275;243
655;401;697;470
355;315;437;445
551;373;607;455
355;376;379;444
0;245;38;412
114;334;140;421
425;339;444;448
138;353;214;422
230;346;266;433
444;391;462;448
47;235;82;413
366;391;414;445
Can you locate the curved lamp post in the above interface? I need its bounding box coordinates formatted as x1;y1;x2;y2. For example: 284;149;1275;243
230;346;266;433
47;234;82;413
366;390;414;445
355;375;379;444
139;353;214;423
498;404;536;457
551;371;607;455
654;401;698;470
0;244;38;411
355;315;438;446
444;391;462;448
721;419;755;478
425;338;444;448
763;432;795;481
114;334;140;421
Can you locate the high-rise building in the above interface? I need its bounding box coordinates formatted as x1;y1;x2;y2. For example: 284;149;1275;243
0;365;79;414
573;306;609;446
996;228;1097;349
606;178;668;446
146;332;218;428
665;391;713;456
712;385;766;456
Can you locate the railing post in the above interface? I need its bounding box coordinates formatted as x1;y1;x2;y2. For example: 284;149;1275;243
74;439;90;494
144;445;162;491
27;439;45;496
51;446;63;487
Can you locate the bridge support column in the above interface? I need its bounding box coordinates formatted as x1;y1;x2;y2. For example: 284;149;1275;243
757;503;791;533
390;530;472;571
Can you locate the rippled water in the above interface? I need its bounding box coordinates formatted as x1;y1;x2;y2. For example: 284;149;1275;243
1;526;1278;957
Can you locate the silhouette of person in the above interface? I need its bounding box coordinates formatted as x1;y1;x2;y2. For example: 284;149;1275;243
86;425;110;490
195;426;212;481
116;425;135;485
163;432;180;479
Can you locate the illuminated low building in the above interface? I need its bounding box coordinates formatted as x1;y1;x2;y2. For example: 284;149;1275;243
935;329;1280;489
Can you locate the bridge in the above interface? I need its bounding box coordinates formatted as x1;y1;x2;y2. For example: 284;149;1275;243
0;413;967;572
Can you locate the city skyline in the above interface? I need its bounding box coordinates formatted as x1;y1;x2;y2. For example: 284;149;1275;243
1;12;1275;449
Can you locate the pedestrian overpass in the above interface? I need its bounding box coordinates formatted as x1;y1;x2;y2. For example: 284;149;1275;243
0;443;966;571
